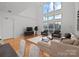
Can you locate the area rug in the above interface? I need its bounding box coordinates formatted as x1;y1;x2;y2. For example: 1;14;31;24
29;44;40;57
28;36;42;57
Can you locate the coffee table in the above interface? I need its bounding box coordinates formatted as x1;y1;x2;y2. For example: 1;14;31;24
26;36;51;46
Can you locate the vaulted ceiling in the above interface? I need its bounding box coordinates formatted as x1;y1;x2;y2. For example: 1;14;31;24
0;2;42;15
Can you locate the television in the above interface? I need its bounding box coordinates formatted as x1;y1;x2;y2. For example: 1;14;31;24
26;27;33;31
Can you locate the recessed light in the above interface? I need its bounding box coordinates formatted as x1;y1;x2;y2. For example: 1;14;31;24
8;10;12;13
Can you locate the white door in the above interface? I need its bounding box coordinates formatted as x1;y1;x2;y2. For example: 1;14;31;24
2;17;14;39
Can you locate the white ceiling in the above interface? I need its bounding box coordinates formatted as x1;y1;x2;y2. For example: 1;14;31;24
0;2;42;14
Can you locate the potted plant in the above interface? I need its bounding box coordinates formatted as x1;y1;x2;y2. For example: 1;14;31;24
34;26;38;35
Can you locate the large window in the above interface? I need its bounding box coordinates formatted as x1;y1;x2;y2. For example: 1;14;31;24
43;2;62;20
43;2;54;14
55;2;61;10
48;2;54;12
43;2;62;32
55;14;62;19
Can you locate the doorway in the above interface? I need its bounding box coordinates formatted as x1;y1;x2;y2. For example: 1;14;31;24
2;17;14;39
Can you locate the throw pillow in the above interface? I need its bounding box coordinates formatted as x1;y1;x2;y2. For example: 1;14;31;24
42;37;49;42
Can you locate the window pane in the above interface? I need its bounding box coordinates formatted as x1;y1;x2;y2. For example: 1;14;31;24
43;22;48;25
49;24;53;29
54;22;61;30
48;16;53;20
55;14;61;19
44;25;48;30
43;22;48;30
43;2;53;14
43;3;49;14
48;2;53;12
43;16;47;21
49;24;54;33
55;2;61;10
55;22;61;24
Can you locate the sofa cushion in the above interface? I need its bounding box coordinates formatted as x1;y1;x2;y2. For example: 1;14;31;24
73;40;79;46
50;41;79;57
62;39;75;45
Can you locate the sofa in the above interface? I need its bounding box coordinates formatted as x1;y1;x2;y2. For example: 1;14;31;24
41;30;48;36
37;39;79;57
52;30;61;38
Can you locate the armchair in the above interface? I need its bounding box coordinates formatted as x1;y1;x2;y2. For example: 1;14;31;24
41;30;48;36
52;30;61;38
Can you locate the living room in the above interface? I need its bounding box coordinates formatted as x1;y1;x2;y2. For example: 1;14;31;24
0;1;79;57
0;2;76;38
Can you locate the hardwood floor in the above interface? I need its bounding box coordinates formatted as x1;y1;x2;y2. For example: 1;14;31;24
3;35;44;57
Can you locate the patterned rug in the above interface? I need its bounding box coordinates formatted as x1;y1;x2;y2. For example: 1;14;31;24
29;44;40;57
28;36;42;57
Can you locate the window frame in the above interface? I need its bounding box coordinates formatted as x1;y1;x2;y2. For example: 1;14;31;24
43;2;62;21
42;2;62;31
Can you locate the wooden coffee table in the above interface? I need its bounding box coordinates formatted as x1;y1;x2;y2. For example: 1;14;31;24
25;36;43;45
26;35;51;44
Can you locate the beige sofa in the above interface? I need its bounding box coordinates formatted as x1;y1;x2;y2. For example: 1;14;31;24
38;39;79;57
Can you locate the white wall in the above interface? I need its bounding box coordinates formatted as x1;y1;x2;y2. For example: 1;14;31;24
35;4;44;34
13;15;37;37
0;12;10;39
74;2;79;37
62;2;79;37
0;11;37;39
1;2;77;39
0;16;2;38
61;2;75;35
0;3;44;39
